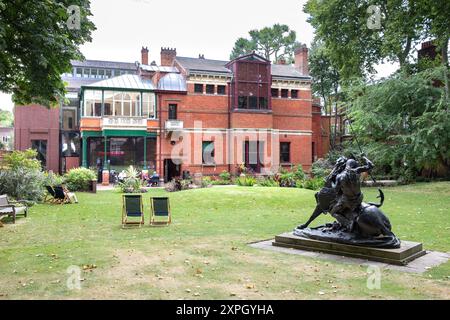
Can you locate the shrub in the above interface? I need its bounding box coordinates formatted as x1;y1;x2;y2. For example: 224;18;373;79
257;176;279;187
311;158;332;179
293;165;306;180
278;171;297;187
64;167;97;191
164;178;192;192
219;171;231;181
303;177;325;190
0;167;46;202
211;179;232;185
180;179;192;190
117;166;147;193
164;179;180;192
3;149;41;171
295;179;305;188
236;175;256;186
44;171;66;187
201;177;212;188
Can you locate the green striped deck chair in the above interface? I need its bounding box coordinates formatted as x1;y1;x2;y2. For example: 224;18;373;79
150;197;171;226
122;194;144;227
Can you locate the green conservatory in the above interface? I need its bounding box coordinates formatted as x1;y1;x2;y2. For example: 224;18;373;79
80;74;157;172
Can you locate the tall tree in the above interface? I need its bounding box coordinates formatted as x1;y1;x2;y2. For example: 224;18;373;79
0;0;95;107
346;66;450;179
230;24;298;62
0;109;13;126
308;40;341;148
303;0;449;79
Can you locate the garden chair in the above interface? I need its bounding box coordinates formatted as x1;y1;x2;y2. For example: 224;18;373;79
0;194;28;226
150;197;171;226
122;194;144;227
44;185;57;203
53;186;70;204
45;185;77;204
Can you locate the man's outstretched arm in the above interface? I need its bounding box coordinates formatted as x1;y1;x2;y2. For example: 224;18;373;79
355;156;374;173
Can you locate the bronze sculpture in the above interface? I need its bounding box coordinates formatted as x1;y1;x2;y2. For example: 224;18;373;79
294;155;401;248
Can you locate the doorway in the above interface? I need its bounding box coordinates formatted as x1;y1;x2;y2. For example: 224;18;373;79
164;159;181;182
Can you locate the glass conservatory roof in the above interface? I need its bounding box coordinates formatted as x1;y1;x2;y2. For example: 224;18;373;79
83;74;155;90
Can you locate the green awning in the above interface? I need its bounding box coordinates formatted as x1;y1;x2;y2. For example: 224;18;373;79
103;129;157;137
82;129;157;138
81;130;102;138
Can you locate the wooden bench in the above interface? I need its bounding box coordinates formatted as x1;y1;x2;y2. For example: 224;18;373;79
0;195;28;227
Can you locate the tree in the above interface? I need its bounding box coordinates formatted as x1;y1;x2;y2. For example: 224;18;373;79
230;24;298;62
0;0;95;107
304;0;449;79
308;40;341;148
0;109;13;126
346;66;450;179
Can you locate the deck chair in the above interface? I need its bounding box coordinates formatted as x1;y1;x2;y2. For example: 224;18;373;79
122;194;144;227
44;186;57;203
150;197;171;226
0;195;28;226
53;186;70;204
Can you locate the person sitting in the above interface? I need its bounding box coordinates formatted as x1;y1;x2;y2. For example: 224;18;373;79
62;184;78;204
150;171;160;187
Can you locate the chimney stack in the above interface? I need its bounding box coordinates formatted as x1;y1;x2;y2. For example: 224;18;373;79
294;44;309;75
161;47;177;66
141;46;149;65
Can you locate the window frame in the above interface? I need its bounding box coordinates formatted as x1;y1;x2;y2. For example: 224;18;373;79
291;90;299;99
194;83;203;94
217;85;226;95
202;141;215;165
280;142;291;164
205;84;215;95
168;104;177;120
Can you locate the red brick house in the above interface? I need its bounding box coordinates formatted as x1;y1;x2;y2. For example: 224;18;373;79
15;45;329;183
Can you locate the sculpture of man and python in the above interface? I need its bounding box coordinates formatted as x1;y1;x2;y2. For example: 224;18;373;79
294;155;400;248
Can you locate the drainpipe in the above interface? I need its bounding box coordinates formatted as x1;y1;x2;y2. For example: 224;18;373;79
227;81;231;175
158;93;163;182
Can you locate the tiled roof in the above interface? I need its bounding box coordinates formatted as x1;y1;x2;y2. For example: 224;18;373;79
175;56;310;79
271;64;309;79
83;74;155;90
175;57;231;74
71;59;137;70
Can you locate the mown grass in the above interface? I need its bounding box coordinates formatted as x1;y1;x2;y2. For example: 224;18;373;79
0;182;449;299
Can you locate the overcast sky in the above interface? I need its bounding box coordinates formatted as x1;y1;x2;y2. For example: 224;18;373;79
0;0;396;112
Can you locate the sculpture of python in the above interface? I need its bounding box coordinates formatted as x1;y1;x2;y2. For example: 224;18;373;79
297;187;395;238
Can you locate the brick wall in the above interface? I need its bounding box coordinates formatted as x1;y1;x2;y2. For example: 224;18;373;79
14;105;60;172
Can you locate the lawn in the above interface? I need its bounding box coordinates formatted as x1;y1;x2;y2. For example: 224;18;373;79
0;182;449;299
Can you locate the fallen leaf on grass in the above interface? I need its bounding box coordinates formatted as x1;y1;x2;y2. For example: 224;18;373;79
82;264;97;271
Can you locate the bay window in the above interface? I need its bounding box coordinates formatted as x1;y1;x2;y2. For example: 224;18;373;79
142;92;156;118
84;90;102;117
83;89;156;118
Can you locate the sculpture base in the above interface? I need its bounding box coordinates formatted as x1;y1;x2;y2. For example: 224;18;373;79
294;225;401;249
273;232;426;266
